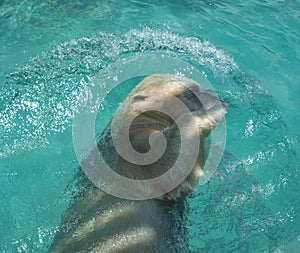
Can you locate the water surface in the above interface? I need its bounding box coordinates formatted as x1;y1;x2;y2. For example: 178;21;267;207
0;0;299;252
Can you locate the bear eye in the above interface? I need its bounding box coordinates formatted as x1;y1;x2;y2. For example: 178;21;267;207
179;86;204;111
183;89;197;100
133;94;148;101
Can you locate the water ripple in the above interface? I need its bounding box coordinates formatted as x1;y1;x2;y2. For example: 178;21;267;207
0;28;238;157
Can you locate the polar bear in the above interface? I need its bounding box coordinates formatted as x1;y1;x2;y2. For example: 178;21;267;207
48;74;227;253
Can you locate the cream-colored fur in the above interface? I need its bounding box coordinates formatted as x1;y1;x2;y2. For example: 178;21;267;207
48;74;227;253
113;74;227;200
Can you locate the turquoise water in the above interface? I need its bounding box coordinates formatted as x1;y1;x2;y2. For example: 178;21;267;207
0;0;299;252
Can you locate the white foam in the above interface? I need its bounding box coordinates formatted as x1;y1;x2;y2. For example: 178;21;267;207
0;28;238;157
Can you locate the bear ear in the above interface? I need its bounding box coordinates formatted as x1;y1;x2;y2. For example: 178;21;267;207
197;98;228;136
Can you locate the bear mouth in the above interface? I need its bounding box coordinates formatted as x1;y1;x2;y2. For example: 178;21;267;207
129;111;175;132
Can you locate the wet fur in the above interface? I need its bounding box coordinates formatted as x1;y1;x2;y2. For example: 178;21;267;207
48;74;227;253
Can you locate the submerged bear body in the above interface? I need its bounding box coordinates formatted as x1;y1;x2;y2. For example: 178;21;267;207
48;74;227;253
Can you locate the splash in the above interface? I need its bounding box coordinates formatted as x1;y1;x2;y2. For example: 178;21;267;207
0;28;238;157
